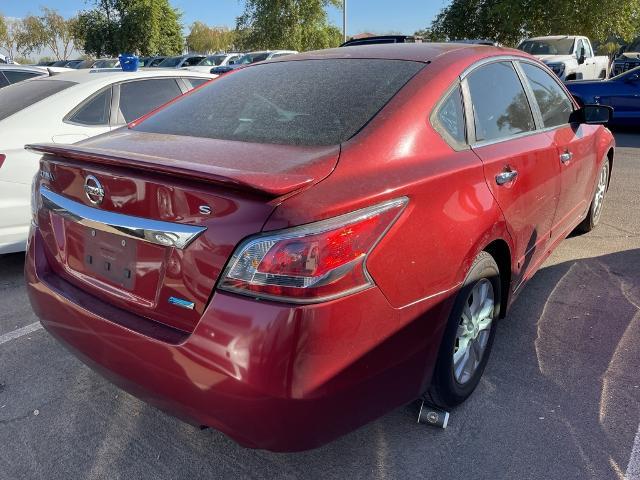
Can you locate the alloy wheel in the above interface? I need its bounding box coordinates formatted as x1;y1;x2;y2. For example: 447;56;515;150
453;278;495;384
592;163;609;223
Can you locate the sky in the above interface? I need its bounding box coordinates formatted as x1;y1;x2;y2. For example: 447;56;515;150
2;0;447;37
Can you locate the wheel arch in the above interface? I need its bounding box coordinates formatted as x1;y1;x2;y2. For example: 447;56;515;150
482;239;512;318
606;147;614;189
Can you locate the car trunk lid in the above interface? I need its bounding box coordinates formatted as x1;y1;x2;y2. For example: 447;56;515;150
30;131;339;333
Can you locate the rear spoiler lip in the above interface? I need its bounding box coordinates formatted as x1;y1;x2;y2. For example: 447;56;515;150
26;143;314;197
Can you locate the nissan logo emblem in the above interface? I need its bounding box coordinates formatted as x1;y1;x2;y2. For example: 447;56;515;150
83;175;105;205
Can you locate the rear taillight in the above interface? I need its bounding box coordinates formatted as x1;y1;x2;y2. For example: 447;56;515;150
218;197;408;303
0;154;5;169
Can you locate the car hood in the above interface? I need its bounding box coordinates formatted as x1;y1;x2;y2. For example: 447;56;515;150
536;54;575;64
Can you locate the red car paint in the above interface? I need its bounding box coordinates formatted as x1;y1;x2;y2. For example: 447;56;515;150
25;44;614;451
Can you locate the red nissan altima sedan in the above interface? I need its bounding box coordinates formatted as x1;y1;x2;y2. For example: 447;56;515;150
25;43;614;451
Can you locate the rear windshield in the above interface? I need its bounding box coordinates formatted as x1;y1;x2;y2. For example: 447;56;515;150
133;59;424;146
0;78;76;121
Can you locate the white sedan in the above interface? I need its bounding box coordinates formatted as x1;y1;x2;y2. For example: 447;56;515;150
0;68;215;254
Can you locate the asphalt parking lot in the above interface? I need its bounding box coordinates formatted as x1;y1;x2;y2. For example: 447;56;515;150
1;132;639;480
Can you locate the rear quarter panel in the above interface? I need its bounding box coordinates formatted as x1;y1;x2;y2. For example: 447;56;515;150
264;58;514;311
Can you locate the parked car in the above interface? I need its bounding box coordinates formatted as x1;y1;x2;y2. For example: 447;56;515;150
25;44;613;452
48;59;84;68
91;58;120;69
185;53;243;73
451;39;500;46
211;50;298;74
340;35;423;47
138;56;166;67
518;35;610;80
610;37;640;76
0;65;72;89
0;55;17;64
145;56;167;67
566;66;640;126
0;69;215;254
157;54;206;69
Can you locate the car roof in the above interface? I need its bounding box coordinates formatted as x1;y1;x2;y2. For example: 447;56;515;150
526;35;579;41
271;43;517;64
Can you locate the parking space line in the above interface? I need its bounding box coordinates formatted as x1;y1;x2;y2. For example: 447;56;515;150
0;322;43;346
626;424;640;480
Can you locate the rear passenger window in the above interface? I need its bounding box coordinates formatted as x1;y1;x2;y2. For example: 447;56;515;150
435;85;466;145
466;61;535;142
118;78;182;123
68;88;112;125
520;62;574;128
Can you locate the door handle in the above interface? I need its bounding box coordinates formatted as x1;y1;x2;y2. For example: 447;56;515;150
560;151;573;163
495;170;518;185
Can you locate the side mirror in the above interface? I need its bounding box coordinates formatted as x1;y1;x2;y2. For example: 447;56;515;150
570;104;612;124
577;49;586;64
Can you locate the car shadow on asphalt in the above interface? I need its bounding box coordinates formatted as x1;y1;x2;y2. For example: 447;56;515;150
23;248;634;480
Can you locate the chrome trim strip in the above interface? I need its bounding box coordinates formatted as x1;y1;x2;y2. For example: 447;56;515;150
40;186;206;250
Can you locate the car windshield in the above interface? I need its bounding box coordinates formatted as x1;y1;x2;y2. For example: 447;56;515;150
518;38;575;55
236;52;270;65
0;78;76;121
133;58;424;146
199;55;226;66
624;38;640;53
51;60;69;67
158;57;182;67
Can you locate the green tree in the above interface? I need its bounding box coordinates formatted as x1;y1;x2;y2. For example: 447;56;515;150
73;0;184;57
236;0;342;51
13;55;35;64
186;21;236;53
0;16;24;59
428;0;640;47
17;8;77;60
0;15;7;44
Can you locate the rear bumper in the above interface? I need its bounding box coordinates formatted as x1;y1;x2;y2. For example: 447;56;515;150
25;228;451;451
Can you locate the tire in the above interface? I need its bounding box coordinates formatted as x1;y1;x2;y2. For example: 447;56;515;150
427;251;501;409
576;160;610;234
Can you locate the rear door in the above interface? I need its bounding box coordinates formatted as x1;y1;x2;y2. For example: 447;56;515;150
517;61;597;241
464;60;561;281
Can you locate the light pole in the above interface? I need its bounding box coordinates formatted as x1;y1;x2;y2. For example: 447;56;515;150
343;0;347;43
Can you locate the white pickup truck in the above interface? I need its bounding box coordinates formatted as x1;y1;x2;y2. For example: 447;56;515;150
517;35;610;81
